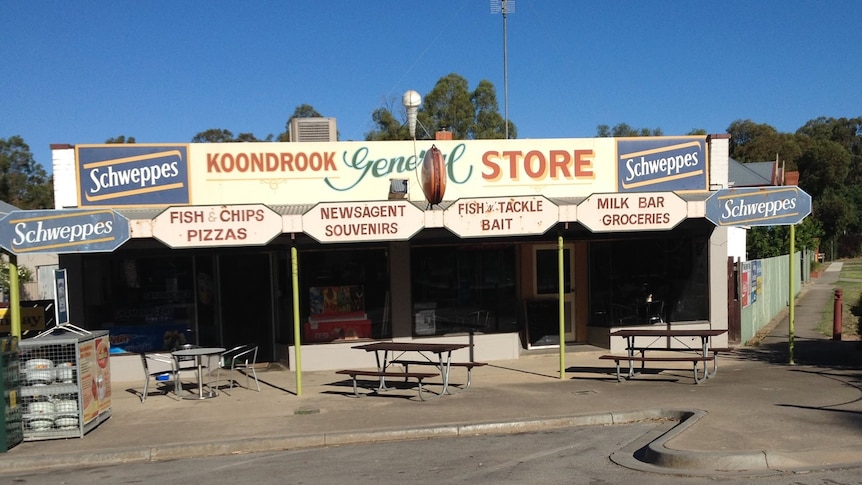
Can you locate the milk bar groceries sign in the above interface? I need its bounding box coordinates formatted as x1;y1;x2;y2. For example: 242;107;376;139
302;201;424;243
152;204;282;248
577;192;687;232
444;196;557;238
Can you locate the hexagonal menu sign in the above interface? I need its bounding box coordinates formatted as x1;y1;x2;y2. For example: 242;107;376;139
444;196;558;238
152;204;282;248
302;200;424;243
577;191;687;232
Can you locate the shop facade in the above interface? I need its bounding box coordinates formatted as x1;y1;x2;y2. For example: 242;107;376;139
49;134;734;371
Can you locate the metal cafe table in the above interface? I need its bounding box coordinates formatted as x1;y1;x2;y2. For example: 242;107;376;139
171;347;226;399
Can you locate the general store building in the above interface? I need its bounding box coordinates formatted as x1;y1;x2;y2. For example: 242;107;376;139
48;133;737;373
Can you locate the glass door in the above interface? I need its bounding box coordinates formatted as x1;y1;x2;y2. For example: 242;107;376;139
530;244;576;344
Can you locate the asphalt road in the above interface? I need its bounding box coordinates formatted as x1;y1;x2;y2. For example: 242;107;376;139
4;424;862;484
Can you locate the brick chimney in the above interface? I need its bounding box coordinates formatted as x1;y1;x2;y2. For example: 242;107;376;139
435;130;453;140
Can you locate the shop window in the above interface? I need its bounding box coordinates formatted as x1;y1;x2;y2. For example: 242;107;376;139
298;248;390;343
82;254;196;353
411;245;517;335
588;237;709;326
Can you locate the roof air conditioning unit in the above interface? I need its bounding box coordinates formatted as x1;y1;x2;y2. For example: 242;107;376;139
289;117;337;142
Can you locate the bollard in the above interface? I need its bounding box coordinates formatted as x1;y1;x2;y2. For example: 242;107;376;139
833;289;843;341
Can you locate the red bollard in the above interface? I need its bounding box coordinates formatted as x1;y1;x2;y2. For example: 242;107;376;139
833;289;843;341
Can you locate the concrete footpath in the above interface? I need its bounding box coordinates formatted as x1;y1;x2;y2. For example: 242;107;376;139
2;263;862;477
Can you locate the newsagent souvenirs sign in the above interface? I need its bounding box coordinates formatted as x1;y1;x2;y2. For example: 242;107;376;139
705;187;812;226
577;192;687;232
77;145;190;206
444;196;557;238
302;201;424;243
152;204;282;248
616;137;707;192
0;209;131;254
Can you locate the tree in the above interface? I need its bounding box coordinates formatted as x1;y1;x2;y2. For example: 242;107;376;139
191;129;270;143
727;121;801;169
796;116;862;185
796;138;851;200
365;74;513;141
105;135;136;143
746;217;822;259
192;129;236;143
278;104;324;142
814;187;857;242
471;79;512;139
596;123;663;137
0;136;53;209
366;103;410;141
420;73;474;139
0;259;34;299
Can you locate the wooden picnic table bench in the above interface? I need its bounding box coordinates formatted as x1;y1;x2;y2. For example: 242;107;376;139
599;353;717;384
349;342;474;398
335;369;439;400
607;328;729;384
391;359;487;392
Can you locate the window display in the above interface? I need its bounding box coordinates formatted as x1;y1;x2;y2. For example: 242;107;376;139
411;245;517;336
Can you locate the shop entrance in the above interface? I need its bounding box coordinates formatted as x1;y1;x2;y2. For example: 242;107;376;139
524;244;577;348
217;253;274;361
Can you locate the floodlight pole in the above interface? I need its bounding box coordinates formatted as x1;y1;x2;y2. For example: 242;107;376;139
492;0;513;140
502;2;509;140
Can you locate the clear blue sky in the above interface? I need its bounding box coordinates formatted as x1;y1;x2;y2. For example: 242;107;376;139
2;1;858;175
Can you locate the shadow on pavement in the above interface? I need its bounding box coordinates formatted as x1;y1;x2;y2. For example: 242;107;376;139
731;339;862;367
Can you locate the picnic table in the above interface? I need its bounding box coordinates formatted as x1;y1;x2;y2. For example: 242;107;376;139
336;342;485;400
601;328;728;384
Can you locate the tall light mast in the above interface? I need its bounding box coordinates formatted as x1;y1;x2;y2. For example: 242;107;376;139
491;0;514;139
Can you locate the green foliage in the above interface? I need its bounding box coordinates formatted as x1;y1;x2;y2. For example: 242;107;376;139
797;139;851;200
364;74;513;141
728;116;862;259
0;136;54;209
596;124;663;137
105;135;136;143
726;119;803;167
366;105;409;141
191;129;270;143
0;259;34;295
746;217;822;259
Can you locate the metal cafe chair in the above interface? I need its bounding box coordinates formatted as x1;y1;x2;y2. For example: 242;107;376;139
215;344;261;394
171;343;202;394
139;352;180;402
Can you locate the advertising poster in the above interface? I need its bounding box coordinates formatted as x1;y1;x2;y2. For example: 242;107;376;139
751;260;762;304
78;339;98;424
95;335;112;414
741;261;751;308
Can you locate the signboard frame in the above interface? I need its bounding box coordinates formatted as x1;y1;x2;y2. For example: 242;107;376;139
705;186;812;227
54;269;69;326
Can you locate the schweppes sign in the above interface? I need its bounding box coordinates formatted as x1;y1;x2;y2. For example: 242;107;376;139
617;137;707;192
77;145;190;206
0;209;131;254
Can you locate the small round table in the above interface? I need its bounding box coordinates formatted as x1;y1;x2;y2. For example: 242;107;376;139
171;347;226;400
